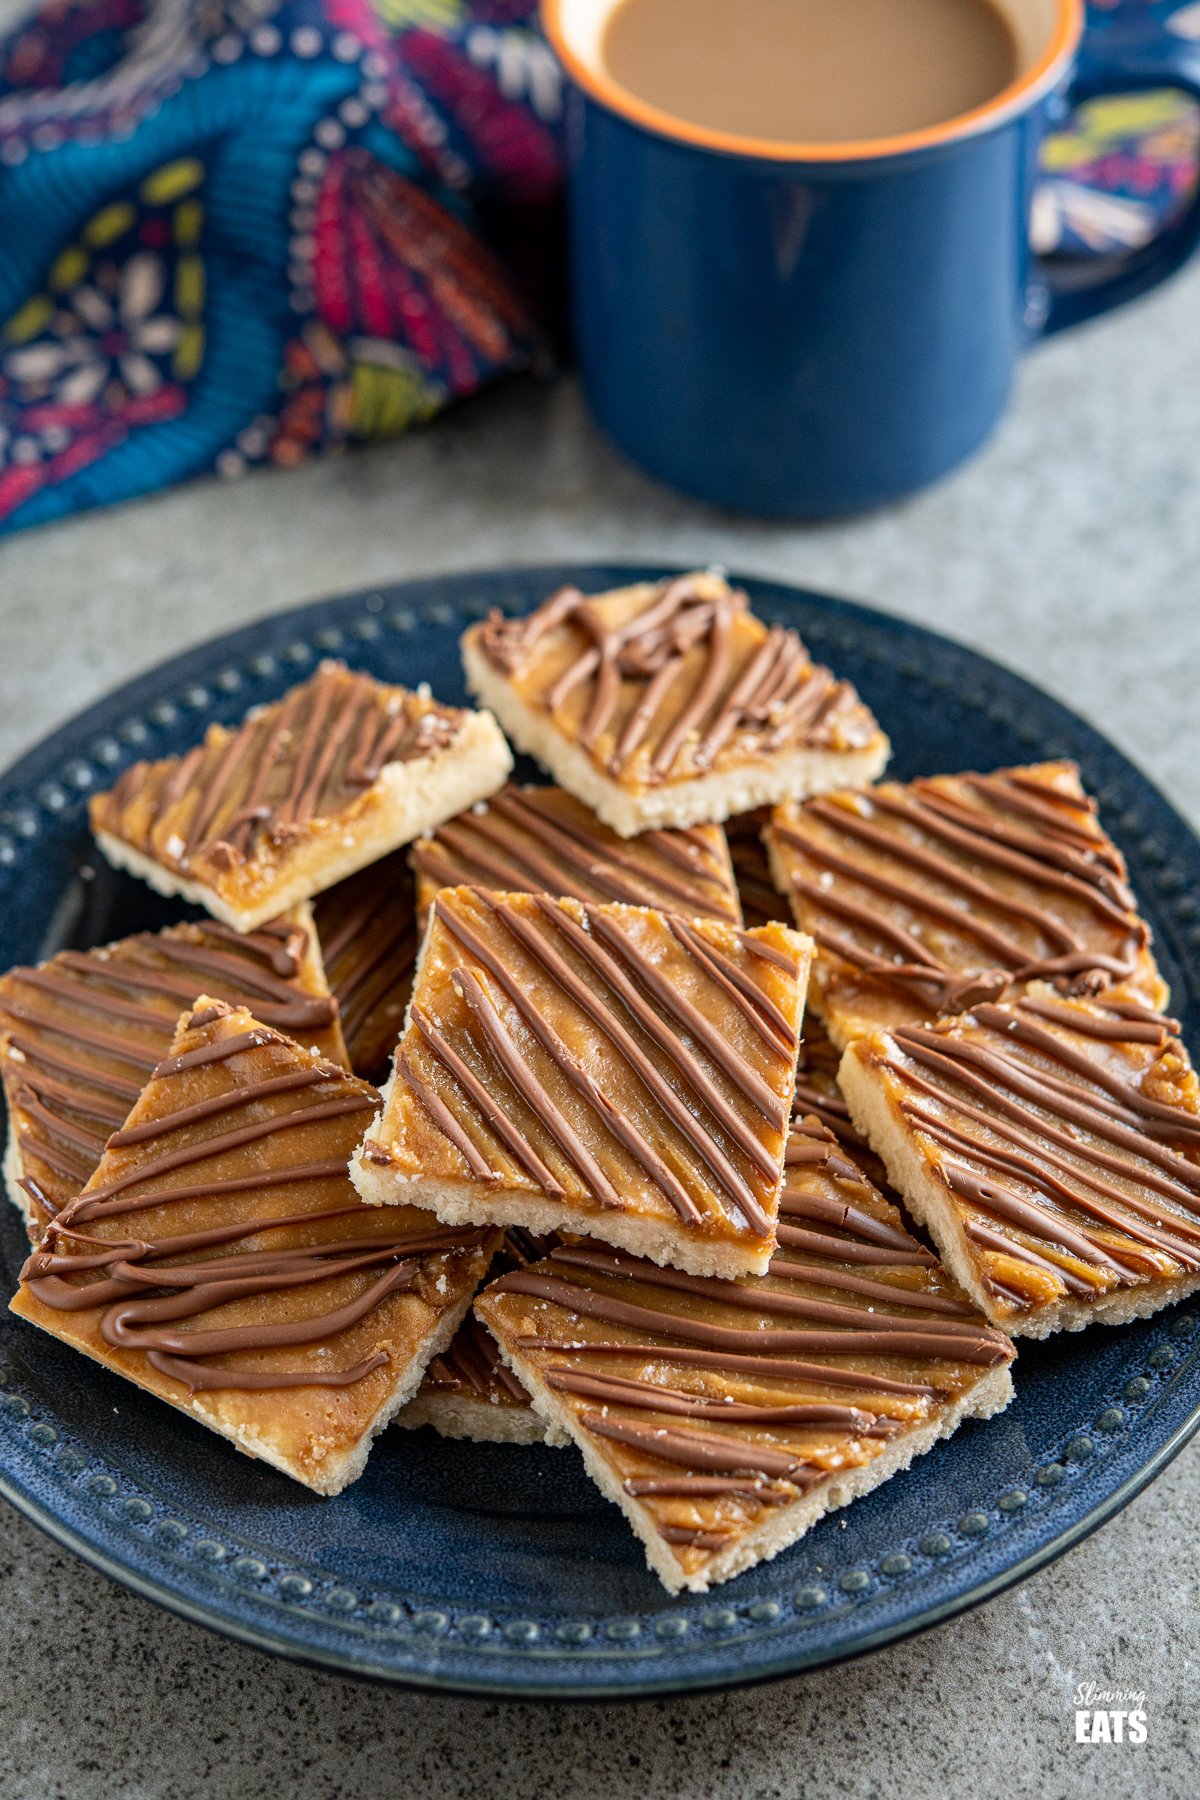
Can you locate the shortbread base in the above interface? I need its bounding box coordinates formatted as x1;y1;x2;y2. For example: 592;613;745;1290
3;1128;34;1231
838;1043;1200;1339
94;709;512;933
349;1158;775;1280
11;1278;481;1496
395;1388;567;1446
485;1334;1013;1593
463;639;889;838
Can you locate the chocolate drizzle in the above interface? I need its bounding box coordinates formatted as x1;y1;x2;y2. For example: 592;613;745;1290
421;1227;555;1407
726;809;792;928
0;915;341;1223
424;1310;530;1403
388;888;805;1241
412;784;741;923
15;1001;492;1398
767;763;1159;1024
477;1111;1012;1575
312;848;418;1082
91;662;462;879
475;575;883;785
785;1013;895;1205
867;987;1200;1315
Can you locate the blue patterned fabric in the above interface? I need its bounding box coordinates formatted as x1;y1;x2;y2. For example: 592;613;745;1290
0;0;560;530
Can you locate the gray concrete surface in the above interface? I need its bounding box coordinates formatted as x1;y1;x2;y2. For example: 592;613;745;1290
1;258;1199;1799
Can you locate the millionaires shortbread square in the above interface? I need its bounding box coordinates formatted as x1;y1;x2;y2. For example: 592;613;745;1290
412;782;742;926
351;887;812;1278
839;985;1200;1337
90;661;512;932
765;761;1166;1049
727;808;792;929
793;1011;891;1193
313;848;419;1084
396;1227;566;1446
10;999;498;1493
0;909;345;1235
462;573;889;836
476;1117;1014;1593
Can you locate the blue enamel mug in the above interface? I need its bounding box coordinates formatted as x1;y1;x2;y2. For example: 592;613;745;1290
543;0;1200;517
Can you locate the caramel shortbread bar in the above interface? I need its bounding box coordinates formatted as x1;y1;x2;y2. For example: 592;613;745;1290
313;849;418;1083
90;661;512;931
0;910;345;1234
727;808;791;929
352;887;811;1278
397;1227;566;1445
794;1012;890;1193
398;1312;551;1445
412;782;741;925
839;986;1200;1337
462;573;889;836
765;761;1165;1049
476;1118;1014;1593
10;1000;497;1494
318;782;739;1087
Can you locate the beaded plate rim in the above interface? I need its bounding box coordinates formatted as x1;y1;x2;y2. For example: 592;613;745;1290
0;562;1197;1700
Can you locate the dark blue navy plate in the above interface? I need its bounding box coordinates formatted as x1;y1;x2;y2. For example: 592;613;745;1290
0;566;1197;1698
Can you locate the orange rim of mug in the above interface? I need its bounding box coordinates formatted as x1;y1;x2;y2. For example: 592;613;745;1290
541;0;1085;163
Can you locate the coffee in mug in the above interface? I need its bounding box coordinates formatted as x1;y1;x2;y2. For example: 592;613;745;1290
600;0;1020;146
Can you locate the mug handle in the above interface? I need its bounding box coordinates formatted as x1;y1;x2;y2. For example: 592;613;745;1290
1034;59;1200;336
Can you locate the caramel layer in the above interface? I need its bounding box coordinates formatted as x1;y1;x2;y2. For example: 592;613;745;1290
359;888;810;1261
413;784;740;925
10;1001;496;1492
314;849;417;1082
767;761;1165;1043
0;912;344;1229
477;1116;1012;1588
468;574;885;795
847;986;1200;1324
